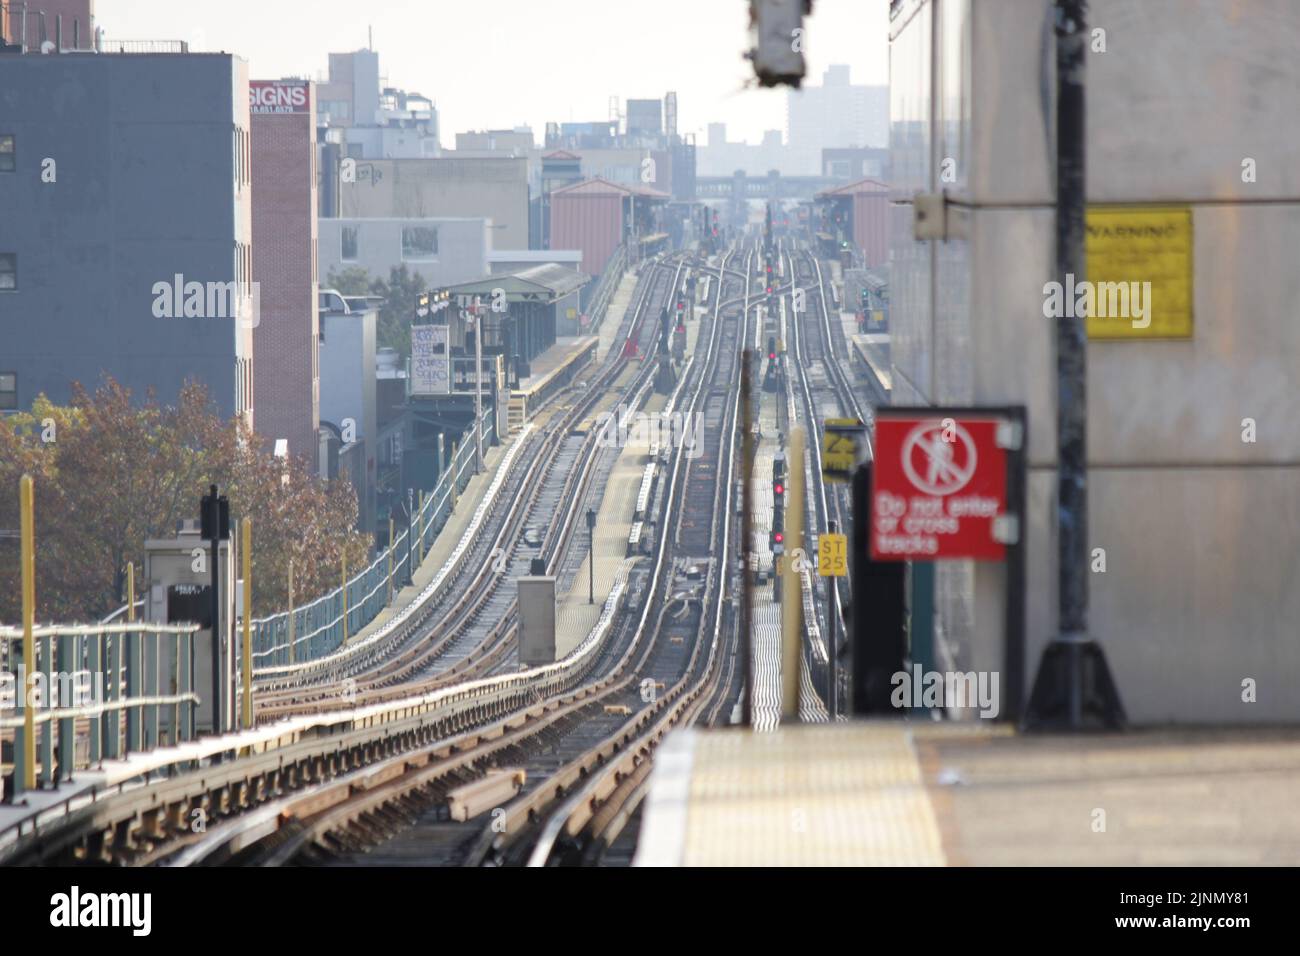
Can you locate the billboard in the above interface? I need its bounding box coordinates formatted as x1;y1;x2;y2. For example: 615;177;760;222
411;324;450;395
250;80;310;114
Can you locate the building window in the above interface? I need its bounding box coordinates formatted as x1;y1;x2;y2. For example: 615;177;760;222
0;254;15;290
0;373;15;410
0;135;14;173
341;226;358;261
402;226;438;260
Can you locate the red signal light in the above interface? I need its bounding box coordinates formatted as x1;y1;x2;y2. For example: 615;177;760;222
774;532;783;543
768;351;775;360
774;483;784;495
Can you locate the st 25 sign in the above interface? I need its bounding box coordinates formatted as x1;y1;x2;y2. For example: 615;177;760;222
870;412;1021;561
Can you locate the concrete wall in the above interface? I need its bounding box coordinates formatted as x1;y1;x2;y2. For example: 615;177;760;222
0;53;250;421
319;307;376;531
319;217;490;291
888;0;1300;722
337;157;530;250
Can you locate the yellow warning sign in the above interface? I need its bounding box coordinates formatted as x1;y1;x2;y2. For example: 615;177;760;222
818;533;848;577
822;418;863;484
1083;205;1193;339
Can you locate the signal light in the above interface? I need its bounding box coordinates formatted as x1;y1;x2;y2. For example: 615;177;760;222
774;532;783;544
774;483;784;496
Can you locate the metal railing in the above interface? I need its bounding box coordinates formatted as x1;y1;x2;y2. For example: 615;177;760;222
249;415;495;669
98;39;191;54
0;621;200;795
584;244;628;335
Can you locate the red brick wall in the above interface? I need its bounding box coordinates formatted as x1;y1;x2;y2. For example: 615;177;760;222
252;82;319;467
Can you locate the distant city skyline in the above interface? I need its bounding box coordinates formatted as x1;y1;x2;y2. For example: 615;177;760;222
90;0;888;147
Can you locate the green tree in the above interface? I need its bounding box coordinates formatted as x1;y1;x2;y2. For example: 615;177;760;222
325;263;423;358
325;265;372;296
0;377;370;624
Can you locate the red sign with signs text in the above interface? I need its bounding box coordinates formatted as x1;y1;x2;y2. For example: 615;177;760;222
870;415;1010;561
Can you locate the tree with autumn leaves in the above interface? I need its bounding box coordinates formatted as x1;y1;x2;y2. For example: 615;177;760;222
0;378;371;624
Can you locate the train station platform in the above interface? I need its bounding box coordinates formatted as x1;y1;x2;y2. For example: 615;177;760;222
850;332;892;397
554;391;667;658
554;319;703;657
509;335;599;432
597;272;640;361
635;722;1300;866
344;426;528;650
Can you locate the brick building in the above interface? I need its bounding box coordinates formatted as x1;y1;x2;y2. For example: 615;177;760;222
2;0;95;50
251;79;320;465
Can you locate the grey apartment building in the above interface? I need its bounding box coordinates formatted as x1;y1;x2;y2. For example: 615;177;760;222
0;50;254;423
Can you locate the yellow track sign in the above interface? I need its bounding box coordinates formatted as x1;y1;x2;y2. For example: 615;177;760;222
1083;205;1193;339
818;533;847;577
822;418;864;483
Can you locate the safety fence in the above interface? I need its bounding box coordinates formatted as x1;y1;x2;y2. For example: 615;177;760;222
583;244;628;336
0;621;200;797
248;415;495;669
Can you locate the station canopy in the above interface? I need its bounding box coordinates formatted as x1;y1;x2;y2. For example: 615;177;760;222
445;263;590;305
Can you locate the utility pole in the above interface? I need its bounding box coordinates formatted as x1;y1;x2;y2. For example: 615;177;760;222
739;354;755;726
826;519;839;721
201;485;228;736
1026;0;1124;730
587;507;597;604
471;297;484;475
406;488;415;585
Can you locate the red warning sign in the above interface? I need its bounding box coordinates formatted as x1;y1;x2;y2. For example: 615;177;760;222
870;414;1012;561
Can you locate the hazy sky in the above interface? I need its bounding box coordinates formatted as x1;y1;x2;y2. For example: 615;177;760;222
96;0;888;146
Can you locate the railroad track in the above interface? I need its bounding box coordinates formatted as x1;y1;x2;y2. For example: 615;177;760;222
252;260;684;715
0;258;707;866
165;243;755;868
779;241;878;714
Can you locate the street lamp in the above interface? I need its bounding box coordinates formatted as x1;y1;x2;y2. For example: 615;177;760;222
586;507;597;604
465;297;485;475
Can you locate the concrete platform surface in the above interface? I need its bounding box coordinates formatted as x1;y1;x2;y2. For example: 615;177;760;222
635;722;1300;866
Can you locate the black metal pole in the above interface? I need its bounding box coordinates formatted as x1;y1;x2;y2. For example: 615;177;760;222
826;519;838;721
740;352;755;726
406;488;414;585
1026;0;1123;730
587;507;596;604
207;485;221;736
1057;0;1089;693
